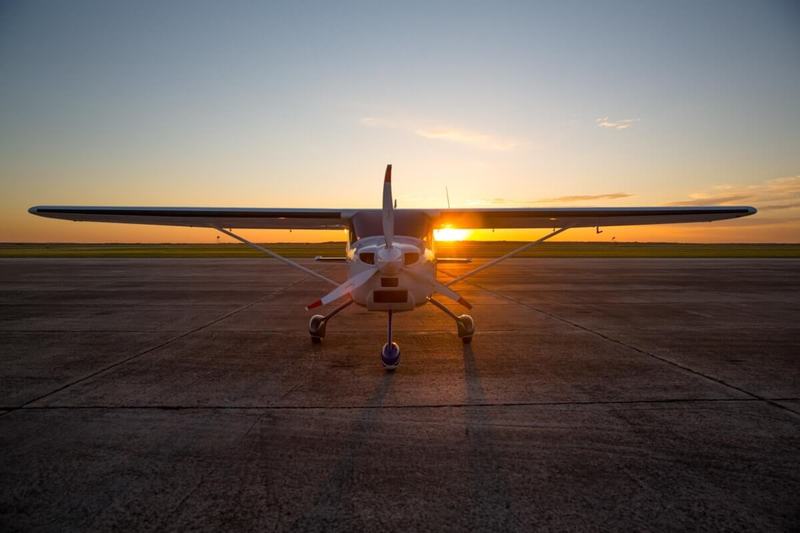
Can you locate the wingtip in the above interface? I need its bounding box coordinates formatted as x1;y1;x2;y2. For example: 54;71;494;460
384;164;392;183
28;206;39;215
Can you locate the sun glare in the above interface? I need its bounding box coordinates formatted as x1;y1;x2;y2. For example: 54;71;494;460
434;227;471;241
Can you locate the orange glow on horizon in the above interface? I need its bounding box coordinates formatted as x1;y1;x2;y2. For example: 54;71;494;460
434;227;472;241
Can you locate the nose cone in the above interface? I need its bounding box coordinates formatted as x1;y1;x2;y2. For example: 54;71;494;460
377;246;403;274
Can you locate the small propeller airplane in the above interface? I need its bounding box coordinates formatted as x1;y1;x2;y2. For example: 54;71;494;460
30;165;756;369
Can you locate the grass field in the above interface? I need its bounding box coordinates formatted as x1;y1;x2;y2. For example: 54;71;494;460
1;242;799;258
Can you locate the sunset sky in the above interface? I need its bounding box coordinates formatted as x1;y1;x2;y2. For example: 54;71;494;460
1;1;798;243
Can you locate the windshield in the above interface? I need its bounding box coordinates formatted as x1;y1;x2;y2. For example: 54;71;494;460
350;210;431;241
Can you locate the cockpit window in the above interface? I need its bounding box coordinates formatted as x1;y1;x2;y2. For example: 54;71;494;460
351;211;430;241
403;252;419;265
359;252;375;264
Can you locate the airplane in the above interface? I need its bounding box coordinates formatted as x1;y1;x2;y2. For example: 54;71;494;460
29;164;756;369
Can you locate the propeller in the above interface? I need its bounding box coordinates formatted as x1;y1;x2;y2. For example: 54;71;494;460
306;266;377;310
382;164;394;248
406;269;472;309
306;164;471;310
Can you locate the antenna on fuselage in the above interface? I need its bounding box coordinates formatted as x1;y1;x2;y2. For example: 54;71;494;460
445;186;451;209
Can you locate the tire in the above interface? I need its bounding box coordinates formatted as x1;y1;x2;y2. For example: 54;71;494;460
381;341;400;370
308;315;326;342
457;314;475;340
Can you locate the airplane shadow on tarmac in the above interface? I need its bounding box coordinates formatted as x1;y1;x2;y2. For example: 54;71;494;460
290;372;395;531
290;345;521;530
463;343;520;530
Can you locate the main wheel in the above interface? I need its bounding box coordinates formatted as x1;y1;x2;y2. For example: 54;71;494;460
457;315;475;343
309;315;326;344
381;342;401;370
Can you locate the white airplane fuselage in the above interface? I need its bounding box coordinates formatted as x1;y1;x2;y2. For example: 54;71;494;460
346;235;435;312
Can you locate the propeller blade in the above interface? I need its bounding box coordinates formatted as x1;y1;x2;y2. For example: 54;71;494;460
382;164;394;248
306;267;378;310
406;270;472;309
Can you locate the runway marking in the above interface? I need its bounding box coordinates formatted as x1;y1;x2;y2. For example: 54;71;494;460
438;268;800;420
4;397;797;412
0;272;323;419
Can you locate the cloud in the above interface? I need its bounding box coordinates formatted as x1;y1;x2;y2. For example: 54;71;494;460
360;116;521;151
466;193;632;206
596;116;639;130
535;192;633;203
669;176;800;208
360;116;396;129
760;202;800;211
667;194;753;206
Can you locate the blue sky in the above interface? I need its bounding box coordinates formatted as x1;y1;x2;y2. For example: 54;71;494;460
1;0;798;242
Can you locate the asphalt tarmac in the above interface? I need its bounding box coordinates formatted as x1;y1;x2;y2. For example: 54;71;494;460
1;258;798;531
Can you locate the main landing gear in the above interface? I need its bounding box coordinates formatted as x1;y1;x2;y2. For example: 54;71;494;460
428;297;475;343
308;298;353;343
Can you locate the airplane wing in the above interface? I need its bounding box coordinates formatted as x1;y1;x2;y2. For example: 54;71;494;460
28;206;350;230
28;163;756;231
29;205;757;231
429;206;756;229
427;205;756;286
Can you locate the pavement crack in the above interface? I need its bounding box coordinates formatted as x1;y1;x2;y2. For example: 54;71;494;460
438;268;800;420
0;278;309;418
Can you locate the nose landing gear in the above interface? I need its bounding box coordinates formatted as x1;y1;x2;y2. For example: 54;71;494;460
381;310;400;370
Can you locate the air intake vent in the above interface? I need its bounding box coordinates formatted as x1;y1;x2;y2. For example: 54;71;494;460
403;252;419;265
373;290;408;303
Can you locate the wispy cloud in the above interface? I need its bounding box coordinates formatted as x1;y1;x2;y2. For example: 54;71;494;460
667;194;753;206
596;116;639;130
667;176;800;216
535;192;633;203
360;116;522;151
360;117;397;129
761;202;800;211
668;176;800;208
466;193;632;206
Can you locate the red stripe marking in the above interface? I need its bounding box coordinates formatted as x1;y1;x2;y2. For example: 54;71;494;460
305;299;322;310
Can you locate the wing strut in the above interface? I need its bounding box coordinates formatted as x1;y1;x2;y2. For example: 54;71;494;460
445;226;571;287
214;226;339;287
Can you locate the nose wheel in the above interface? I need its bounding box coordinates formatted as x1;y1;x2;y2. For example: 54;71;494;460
381;310;400;370
381;341;400;369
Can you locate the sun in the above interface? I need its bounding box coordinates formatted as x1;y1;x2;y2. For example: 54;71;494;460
434;227;471;241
